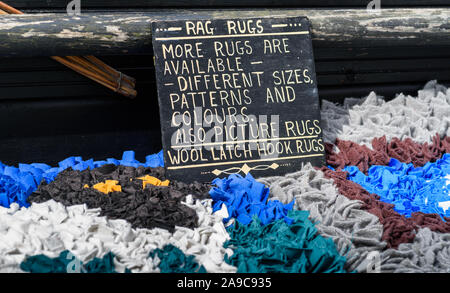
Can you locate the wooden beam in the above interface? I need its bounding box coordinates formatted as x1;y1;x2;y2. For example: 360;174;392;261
5;0;450;9
0;8;449;57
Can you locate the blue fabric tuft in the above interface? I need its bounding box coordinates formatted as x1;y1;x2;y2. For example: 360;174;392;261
209;173;294;226
345;154;450;219
0;150;165;208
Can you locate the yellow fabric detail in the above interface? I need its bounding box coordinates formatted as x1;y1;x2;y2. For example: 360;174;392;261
137;175;170;189
92;180;122;194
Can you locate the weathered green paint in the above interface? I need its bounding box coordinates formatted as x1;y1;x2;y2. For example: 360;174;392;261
0;8;449;57
6;0;450;9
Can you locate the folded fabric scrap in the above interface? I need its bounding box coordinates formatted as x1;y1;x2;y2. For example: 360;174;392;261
86;176;170;194
20;250;129;273
0;162;50;208
224;210;348;273
344;154;450;219
209;173;294;226
136;175;170;189
0;150;164;208
149;244;206;273
88;180;122;194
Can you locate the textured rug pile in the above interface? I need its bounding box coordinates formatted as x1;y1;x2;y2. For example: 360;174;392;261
0;80;449;273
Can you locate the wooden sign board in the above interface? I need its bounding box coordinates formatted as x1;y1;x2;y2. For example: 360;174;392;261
152;16;325;182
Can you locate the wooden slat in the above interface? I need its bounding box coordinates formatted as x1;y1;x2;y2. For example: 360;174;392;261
0;96;161;135
0;68;153;85
5;0;450;9
1;72;448;100
315;58;450;74
1;54;448;100
0;9;449;57
0;130;162;166
317;70;450;85
0;92;162;165
318;82;444;103
313;46;450;61
2;57;448;75
0;55;153;72
2;58;448;85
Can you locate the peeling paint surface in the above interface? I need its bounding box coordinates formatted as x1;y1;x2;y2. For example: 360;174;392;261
21;29;96;39
0;9;448;57
0;20;54;30
103;26;129;42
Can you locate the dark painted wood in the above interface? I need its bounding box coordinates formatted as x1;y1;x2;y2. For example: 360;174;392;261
0;130;162;166
6;0;450;9
1;51;449;101
0;13;152;57
312;46;450;61
319;83;443;104
0;8;449;57
0;97;160;136
0;95;162;165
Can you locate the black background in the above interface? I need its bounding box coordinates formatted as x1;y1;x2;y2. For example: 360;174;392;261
0;272;445;291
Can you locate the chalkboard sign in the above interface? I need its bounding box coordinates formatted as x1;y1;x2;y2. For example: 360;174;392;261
152;16;324;182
